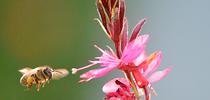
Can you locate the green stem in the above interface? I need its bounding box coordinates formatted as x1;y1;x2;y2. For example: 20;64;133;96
124;71;141;100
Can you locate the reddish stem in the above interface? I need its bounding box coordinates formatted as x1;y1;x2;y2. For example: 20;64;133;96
143;86;150;100
124;70;140;99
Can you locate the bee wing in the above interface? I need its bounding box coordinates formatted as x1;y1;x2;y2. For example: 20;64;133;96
52;69;69;80
19;67;32;74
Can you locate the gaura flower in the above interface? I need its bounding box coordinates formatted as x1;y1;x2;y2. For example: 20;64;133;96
72;33;148;83
102;51;171;100
103;78;136;100
72;0;172;99
72;17;171;99
124;51;171;100
72;17;148;81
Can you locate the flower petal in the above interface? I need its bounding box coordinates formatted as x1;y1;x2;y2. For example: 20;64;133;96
143;51;162;76
94;45;120;67
148;67;172;83
121;34;149;63
80;65;118;82
134;50;147;66
102;78;129;94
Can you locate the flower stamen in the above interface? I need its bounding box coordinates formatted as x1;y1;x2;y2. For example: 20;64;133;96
71;63;97;74
106;45;117;57
94;45;116;59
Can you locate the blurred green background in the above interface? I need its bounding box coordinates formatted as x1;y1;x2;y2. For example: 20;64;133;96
1;0;210;100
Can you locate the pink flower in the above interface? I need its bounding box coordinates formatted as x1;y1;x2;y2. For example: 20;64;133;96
103;78;136;100
102;52;171;100
72;0;172;100
131;51;171;100
72;33;148;83
72;17;171;99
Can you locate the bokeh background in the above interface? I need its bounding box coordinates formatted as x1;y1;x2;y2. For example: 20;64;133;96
0;0;210;100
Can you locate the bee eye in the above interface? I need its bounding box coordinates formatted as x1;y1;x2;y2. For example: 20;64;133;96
44;68;52;79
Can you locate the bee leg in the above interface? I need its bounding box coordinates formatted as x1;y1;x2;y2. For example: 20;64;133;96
47;79;50;84
42;82;46;87
35;79;42;92
42;79;47;87
36;82;41;92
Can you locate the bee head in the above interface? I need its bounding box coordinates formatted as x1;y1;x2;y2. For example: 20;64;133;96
43;67;53;79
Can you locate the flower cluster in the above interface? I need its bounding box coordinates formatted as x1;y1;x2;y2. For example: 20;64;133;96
72;0;171;100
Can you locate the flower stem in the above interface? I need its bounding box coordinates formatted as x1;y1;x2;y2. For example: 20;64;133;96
124;71;141;100
143;86;150;100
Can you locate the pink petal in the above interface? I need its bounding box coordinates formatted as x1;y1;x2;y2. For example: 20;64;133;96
95;53;119;67
121;34;149;63
143;51;162;76
134;50;147;66
129;18;146;42
80;65;118;81
94;45;120;67
102;78;129;94
72;45;119;75
148;67;172;83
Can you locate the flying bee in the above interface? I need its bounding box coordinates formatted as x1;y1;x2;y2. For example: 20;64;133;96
19;66;69;91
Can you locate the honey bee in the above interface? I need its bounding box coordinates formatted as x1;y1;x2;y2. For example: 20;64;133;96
19;65;69;91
